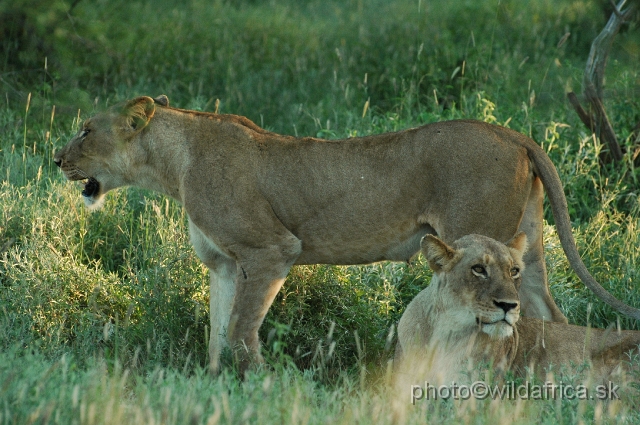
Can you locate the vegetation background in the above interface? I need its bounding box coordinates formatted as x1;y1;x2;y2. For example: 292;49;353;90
1;0;639;423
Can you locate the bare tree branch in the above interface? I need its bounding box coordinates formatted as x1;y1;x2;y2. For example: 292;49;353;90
567;92;594;132
584;0;634;99
608;0;629;19
68;0;83;14
568;0;635;164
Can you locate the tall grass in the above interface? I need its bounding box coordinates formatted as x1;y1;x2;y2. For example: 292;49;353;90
1;0;639;423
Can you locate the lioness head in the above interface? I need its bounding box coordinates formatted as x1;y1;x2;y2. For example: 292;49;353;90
422;232;527;339
53;95;168;209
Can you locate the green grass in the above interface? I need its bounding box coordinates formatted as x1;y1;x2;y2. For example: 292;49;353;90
1;0;640;423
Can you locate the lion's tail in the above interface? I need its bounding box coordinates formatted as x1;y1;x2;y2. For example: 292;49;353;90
522;136;640;321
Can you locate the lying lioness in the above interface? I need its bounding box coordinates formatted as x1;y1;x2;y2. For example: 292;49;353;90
394;233;640;388
53;95;640;375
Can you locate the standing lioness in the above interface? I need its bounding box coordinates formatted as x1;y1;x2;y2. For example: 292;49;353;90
54;95;639;374
394;234;640;389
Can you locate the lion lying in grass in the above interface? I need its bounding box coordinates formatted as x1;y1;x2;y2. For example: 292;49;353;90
54;95;640;375
394;233;640;388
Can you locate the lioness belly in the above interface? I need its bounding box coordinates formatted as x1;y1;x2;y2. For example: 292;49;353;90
293;221;434;265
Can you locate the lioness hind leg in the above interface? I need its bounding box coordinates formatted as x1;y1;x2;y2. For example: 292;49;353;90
518;177;567;323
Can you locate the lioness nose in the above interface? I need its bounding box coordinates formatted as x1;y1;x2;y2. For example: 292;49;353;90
54;158;62;167
494;301;518;314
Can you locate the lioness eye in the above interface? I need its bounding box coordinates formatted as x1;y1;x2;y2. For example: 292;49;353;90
471;265;487;277
510;267;520;277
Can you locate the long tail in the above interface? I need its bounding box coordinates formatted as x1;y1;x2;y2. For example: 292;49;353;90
523;137;640;321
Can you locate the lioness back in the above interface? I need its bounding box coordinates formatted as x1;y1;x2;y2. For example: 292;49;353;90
256;120;535;265
513;317;640;381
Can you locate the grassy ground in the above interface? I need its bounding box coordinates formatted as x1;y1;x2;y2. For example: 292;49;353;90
1;0;639;423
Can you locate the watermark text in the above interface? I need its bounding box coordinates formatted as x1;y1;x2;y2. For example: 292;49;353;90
410;381;619;404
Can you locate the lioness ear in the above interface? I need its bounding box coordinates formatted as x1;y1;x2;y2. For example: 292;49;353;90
506;232;528;256
153;95;169;107
421;234;459;273
121;96;156;132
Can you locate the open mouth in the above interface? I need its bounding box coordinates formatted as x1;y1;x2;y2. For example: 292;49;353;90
80;177;100;198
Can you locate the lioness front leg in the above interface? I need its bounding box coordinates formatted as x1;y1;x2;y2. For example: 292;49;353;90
189;220;237;374
208;263;236;374
226;237;302;375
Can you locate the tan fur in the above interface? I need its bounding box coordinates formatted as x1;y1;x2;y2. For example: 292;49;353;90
394;234;640;390
54;95;639;375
